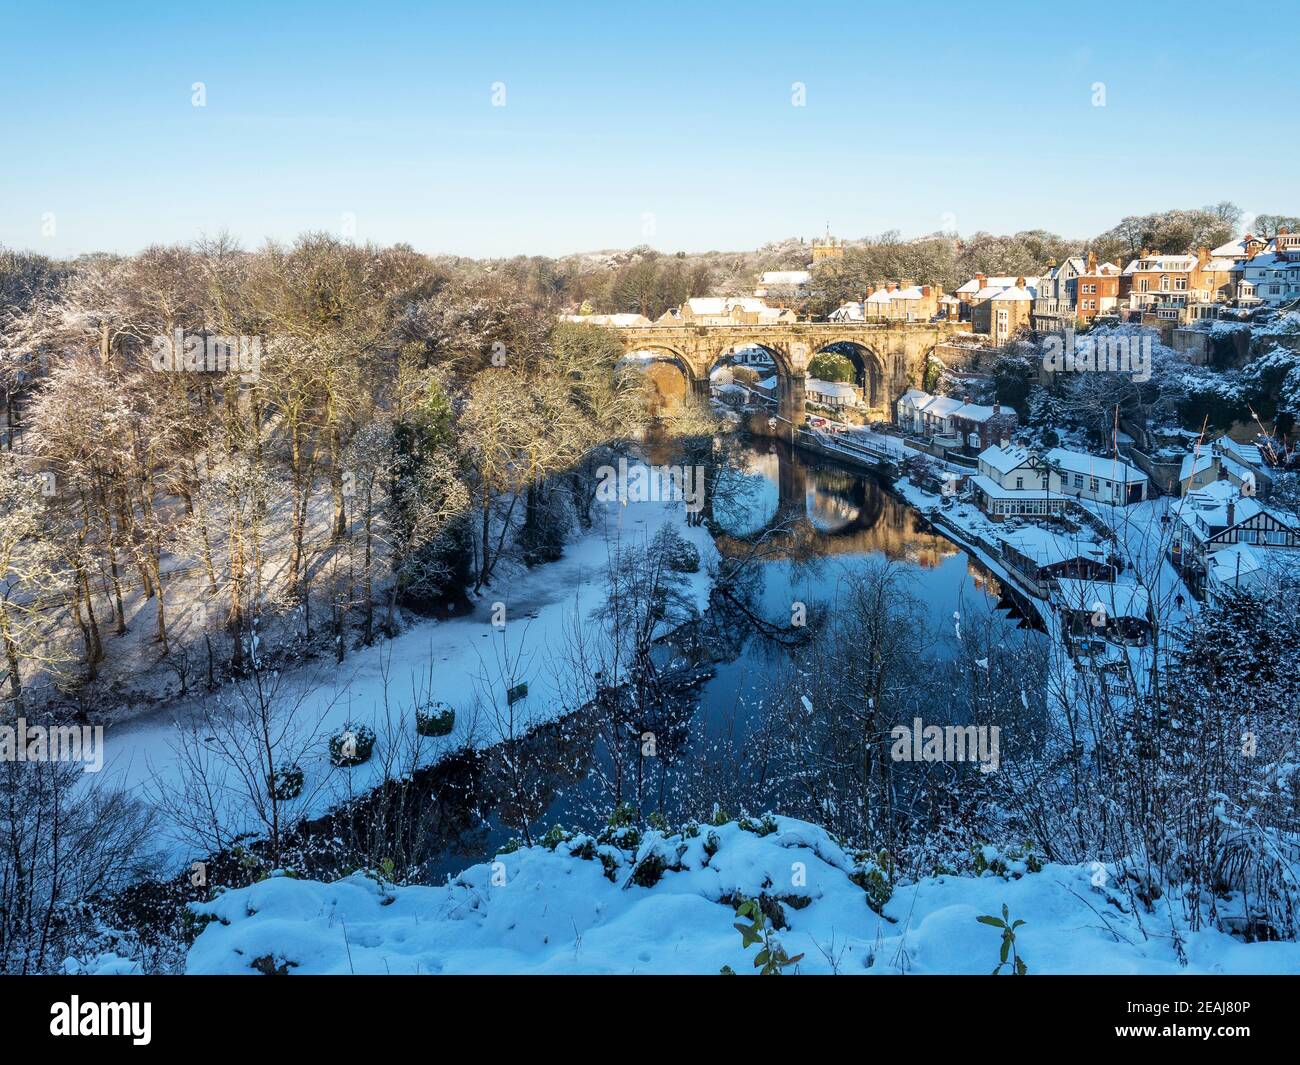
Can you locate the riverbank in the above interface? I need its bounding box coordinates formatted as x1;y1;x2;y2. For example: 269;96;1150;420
98;475;717;873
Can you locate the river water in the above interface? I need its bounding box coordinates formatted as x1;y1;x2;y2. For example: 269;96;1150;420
411;435;1041;879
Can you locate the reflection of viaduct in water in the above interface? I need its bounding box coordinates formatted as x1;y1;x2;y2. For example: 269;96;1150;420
712;440;961;565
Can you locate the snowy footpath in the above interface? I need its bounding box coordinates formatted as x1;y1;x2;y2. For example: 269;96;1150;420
180;815;1300;975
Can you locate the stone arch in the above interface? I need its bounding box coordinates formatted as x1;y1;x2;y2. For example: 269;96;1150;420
703;340;804;431
811;339;887;410
618;345;698;413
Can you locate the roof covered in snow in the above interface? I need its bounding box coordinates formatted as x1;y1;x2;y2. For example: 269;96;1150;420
1045;447;1146;483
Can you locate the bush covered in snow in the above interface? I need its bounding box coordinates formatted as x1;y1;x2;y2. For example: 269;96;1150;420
414;701;456;737
183;813;1300;975
328;723;376;767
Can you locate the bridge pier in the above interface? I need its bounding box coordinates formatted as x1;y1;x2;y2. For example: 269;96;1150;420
777;372;806;438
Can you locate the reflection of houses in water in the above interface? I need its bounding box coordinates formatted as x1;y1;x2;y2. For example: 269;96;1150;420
713;439;961;566
966;557;1002;597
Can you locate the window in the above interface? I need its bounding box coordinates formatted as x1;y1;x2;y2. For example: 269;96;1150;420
1074;474;1083;487
1266;530;1288;545
1089;477;1099;493
1239;530;1258;544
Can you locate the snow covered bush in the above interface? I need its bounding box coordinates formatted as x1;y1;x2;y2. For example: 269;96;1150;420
329;723;376;767
269;764;304;801
414;701;455;737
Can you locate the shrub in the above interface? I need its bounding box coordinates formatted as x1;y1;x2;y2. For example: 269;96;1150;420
629;853;668;888
269;764;303;801
415;701;456;737
663;535;700;574
328;723;376;767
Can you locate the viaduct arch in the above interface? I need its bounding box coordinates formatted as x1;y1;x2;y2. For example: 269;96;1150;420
609;319;974;434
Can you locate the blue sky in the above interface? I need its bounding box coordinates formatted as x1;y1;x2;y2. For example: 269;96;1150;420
1;0;1295;258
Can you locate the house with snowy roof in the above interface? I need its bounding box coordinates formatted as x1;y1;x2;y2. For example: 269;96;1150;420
856;282;944;321
918;395;965;437
1211;233;1269;263
1053;578;1152;645
954;273;1043;309
1240;230;1300;307
560;312;652;327
1043;447;1148;506
1177;439;1273;498
1169;479;1300;596
1031;257;1086;331
1205;543;1300;605
970;280;1036;345
949;402;1018;453
999;528;1114;595
972;445;1065;519
667;298;797;326
754;270;812;301
895;389;934;434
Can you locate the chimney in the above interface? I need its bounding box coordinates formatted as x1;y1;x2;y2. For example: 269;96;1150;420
1140;248;1150;259
922;284;932;297
1015;276;1026;288
993;401;1001;415
1226;499;1235;527
1197;246;1209;266
1087;250;1098;272
887;281;898;292
975;273;987;288
1281;226;1290;237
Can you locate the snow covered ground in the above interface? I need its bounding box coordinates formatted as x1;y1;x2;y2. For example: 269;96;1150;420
98;483;716;868
180;815;1300;975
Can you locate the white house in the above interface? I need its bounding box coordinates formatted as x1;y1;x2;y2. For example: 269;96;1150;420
806;378;859;409
895;389;934;434
919;395;964;437
1043;448;1148;506
972;445;1066;519
1240;250;1300;307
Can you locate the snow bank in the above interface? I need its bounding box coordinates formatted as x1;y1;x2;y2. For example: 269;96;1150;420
184;816;1300;975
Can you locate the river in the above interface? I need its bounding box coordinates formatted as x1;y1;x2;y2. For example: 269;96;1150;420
410;434;1043;879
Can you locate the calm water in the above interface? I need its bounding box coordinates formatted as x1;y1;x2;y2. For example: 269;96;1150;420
416;436;1035;878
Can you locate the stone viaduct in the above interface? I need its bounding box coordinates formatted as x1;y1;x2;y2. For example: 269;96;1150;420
605;319;978;432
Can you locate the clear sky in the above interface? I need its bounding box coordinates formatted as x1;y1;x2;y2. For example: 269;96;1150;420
2;0;1296;259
